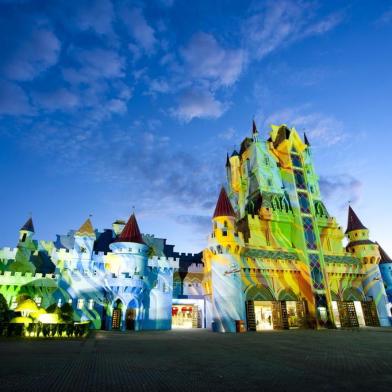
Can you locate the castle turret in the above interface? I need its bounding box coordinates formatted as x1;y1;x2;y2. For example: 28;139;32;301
19;217;34;243
228;150;241;194
74;218;96;271
378;244;392;315
112;219;125;236
10;217;36;273
206;187;244;332
109;212;148;276
345;206;376;260
345;207;391;326
212;186;238;247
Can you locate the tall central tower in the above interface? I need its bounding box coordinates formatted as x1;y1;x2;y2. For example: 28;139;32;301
203;122;384;332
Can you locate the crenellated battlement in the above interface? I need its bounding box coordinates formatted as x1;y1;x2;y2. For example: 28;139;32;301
184;262;204;273
0;247;18;259
148;256;179;269
0;270;59;286
93;251;110;257
104;273;145;288
179;252;198;257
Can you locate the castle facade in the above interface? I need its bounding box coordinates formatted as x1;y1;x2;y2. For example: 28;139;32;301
203;123;392;331
1;123;391;332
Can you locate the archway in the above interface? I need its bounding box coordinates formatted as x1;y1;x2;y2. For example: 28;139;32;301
111;299;123;330
278;289;298;301
342;287;364;302
125;299;138;331
245;285;275;301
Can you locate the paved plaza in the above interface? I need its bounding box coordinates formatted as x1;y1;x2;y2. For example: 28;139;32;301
0;329;391;391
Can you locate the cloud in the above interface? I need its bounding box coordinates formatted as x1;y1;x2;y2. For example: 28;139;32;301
74;0;115;35
145;78;170;97
33;88;79;111
121;7;156;53
64;47;125;83
0;80;32;115
2;27;61;81
243;0;343;60
155;0;175;7
24;116;224;216
319;175;362;208
302;12;343;36
172;88;227;122
375;7;392;25
176;214;211;233
181;32;246;87
218;127;236;140
107;99;127;114
264;107;346;146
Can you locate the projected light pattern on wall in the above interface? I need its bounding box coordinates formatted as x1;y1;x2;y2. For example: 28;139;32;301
1;122;391;334
203;123;391;332
0;215;178;332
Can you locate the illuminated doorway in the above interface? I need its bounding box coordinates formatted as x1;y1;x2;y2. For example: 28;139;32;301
254;301;273;331
112;299;123;330
331;301;341;328
126;308;136;330
286;301;302;328
354;301;366;327
172;305;195;329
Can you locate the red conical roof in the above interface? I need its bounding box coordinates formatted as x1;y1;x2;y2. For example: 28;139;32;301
115;213;144;244
345;206;367;234
213;187;235;218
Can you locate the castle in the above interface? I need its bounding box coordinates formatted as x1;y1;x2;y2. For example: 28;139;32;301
1;123;391;332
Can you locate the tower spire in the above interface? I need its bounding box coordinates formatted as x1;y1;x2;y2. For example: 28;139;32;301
20;217;34;233
304;132;310;146
213;187;235;218
252;119;259;142
345;206;367;234
116;212;144;244
377;243;392;264
76;217;95;237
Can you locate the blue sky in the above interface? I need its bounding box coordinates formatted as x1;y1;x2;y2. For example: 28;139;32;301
0;0;391;254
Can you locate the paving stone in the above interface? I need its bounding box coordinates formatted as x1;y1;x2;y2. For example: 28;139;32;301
0;329;391;391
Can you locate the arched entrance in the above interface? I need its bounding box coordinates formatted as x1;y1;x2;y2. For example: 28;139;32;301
245;285;276;331
125;299;138;331
278;290;304;329
111;299;123;330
